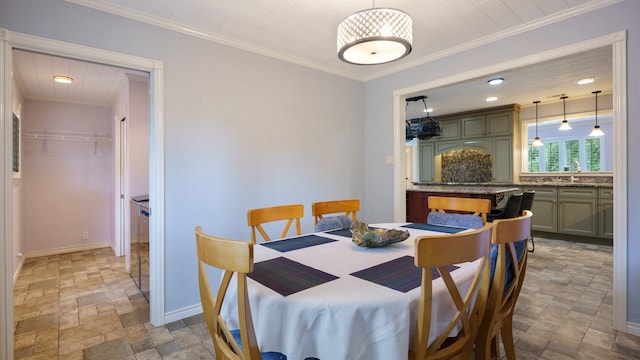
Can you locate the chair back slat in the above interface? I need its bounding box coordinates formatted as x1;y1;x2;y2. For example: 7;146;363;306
247;204;304;243
427;196;491;225
312;199;360;225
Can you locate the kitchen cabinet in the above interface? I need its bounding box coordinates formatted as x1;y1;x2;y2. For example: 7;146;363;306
558;187;597;237
436;140;462;154
461;111;512;139
525;185;611;240
439;119;460;140
598;187;614;239
417;104;520;184
492;137;512;183
528;186;557;233
419;142;435;182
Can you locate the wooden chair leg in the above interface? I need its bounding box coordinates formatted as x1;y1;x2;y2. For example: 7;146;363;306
501;315;517;360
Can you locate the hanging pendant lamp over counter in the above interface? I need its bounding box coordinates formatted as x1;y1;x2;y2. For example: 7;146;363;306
589;90;605;137
559;96;572;131
337;4;412;65
532;101;544;147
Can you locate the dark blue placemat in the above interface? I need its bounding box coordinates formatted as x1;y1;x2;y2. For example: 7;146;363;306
350;255;459;293
401;223;467;234
249;257;339;296
261;234;337;252
324;228;352;237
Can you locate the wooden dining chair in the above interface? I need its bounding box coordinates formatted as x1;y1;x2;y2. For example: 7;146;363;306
474;210;532;360
247;204;304;243
195;226;287;360
427;196;492;228
410;223;493;360
311;199;360;226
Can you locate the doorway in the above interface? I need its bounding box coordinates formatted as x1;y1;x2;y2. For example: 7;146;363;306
1;30;166;359
392;32;628;332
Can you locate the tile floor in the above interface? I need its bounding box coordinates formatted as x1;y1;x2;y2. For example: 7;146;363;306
13;236;640;359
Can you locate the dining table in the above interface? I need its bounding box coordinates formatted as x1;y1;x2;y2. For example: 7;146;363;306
219;222;480;360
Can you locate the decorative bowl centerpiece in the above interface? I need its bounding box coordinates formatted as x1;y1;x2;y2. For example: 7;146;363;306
351;220;410;248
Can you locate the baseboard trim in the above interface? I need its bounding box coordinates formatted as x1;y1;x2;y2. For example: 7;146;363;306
626;321;640;336
13;254;25;284
24;242;113;259
163;303;203;325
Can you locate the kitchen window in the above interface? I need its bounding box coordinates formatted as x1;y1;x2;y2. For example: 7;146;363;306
523;112;612;173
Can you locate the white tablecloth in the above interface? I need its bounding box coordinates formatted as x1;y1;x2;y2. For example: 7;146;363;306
219;223;478;360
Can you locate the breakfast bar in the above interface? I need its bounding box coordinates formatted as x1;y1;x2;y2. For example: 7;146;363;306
406;183;519;223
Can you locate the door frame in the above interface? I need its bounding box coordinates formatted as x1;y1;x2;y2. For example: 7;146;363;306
1;28;166;359
392;31;629;332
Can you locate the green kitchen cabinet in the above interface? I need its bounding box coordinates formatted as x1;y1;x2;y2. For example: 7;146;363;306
598;187;614;239
492;137;512;183
528;186;557;233
419;142;435;182
461;115;486;138
435;140;462;154
439;119;460;140
558;187;597;237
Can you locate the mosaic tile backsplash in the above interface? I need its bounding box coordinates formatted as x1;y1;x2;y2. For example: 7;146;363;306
441;149;492;183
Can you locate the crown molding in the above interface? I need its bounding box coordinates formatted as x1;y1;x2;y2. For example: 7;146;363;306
66;0;622;83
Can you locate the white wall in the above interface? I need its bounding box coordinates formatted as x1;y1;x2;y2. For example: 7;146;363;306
362;1;639;322
22;99;113;253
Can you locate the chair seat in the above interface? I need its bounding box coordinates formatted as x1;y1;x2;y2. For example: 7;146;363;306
230;330;288;360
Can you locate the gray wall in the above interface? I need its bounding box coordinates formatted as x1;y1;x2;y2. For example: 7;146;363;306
0;0;364;313
362;1;639;322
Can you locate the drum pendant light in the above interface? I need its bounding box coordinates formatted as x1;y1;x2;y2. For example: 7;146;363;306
532;101;544;147
337;1;412;65
559;96;572;130
589;90;605;137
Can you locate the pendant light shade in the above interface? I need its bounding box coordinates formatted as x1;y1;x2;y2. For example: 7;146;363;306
337;6;412;65
589;90;605;137
559;96;572;130
532;101;544;146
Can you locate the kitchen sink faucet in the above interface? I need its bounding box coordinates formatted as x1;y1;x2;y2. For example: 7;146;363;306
571;160;581;183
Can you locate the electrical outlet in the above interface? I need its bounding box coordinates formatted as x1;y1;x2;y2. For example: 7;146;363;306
83;231;89;240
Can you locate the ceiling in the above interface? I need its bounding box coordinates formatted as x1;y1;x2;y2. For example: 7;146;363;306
12;0;614;115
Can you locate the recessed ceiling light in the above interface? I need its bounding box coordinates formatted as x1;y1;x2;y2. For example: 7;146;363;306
577;77;595;85
485;96;498;102
53;75;73;84
487;77;504;85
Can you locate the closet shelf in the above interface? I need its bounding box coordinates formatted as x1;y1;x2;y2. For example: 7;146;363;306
22;130;112;143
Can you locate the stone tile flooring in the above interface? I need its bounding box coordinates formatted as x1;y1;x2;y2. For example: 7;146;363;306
13;237;640;359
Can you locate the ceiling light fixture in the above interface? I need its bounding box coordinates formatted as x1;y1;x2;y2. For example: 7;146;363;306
337;2;412;65
589;90;605;137
559;96;572;131
532;101;544;147
485;96;498;102
487;77;504;85
53;75;73;84
577;77;595;85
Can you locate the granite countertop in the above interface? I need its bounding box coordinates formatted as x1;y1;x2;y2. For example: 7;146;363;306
519;182;613;188
408;184;519;194
411;181;613;188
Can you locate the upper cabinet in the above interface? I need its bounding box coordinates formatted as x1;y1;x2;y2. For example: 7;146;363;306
418;104;521;183
462;111;513;138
